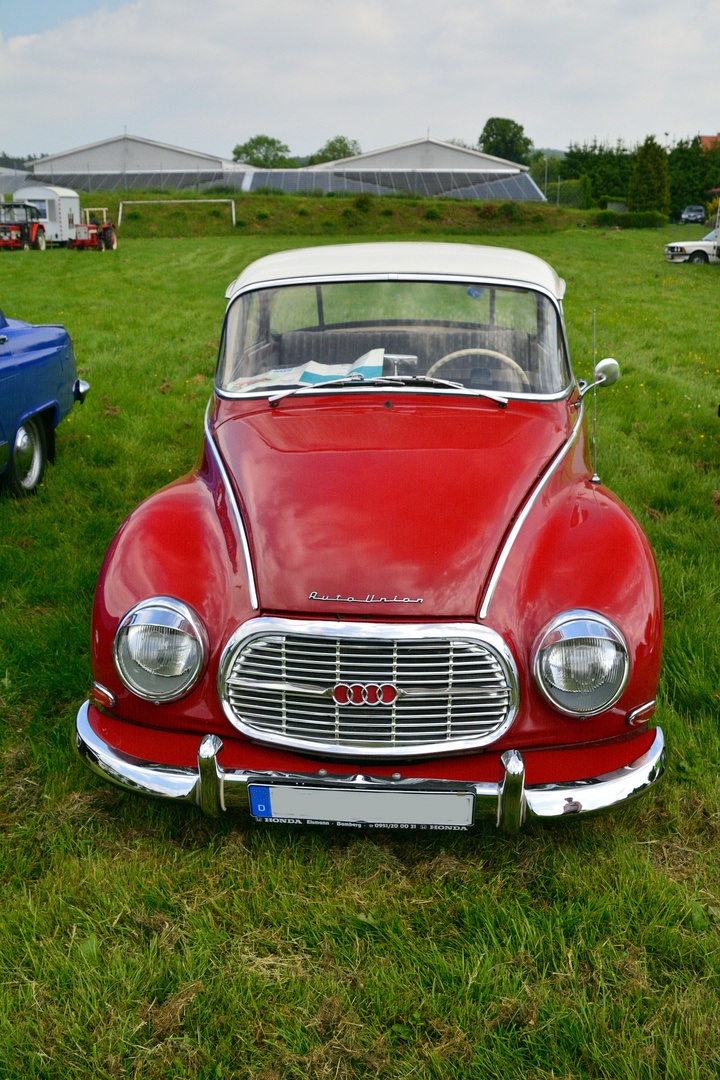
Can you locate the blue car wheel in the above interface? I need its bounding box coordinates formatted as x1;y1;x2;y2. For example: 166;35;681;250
8;417;46;495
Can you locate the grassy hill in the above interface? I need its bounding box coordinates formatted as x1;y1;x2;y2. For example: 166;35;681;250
84;188;595;239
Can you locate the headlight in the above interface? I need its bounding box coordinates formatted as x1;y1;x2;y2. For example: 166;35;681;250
533;611;629;717
113;597;208;701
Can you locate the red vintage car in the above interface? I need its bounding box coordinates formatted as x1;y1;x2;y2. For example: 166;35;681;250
76;242;664;832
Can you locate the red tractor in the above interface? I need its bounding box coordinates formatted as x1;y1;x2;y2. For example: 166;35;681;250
0;203;47;250
72;208;118;251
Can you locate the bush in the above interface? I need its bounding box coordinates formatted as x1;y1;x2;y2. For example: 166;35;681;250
353;194;372;212
476;202;499;219
203;185;239;196
425;207;442;221
499;202;520;221
592;210;667;228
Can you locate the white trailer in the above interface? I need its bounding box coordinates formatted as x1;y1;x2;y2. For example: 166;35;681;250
13;185;80;245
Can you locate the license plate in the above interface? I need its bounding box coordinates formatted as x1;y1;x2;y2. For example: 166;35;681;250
248;784;475;829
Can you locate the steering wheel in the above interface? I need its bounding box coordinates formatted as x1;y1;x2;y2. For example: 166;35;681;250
426;347;531;389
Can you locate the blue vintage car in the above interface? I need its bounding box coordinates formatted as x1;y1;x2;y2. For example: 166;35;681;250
0;305;88;494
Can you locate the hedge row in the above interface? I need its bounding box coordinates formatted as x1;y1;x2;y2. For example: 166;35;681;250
591;210;667;229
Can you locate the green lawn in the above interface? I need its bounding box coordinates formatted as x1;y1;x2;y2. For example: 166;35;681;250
0;228;719;1080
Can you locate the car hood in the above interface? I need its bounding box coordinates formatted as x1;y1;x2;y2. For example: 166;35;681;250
213;395;573;619
666;238;714;248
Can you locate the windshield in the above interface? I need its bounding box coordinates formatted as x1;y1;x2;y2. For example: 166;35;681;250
217;280;571;397
0;204;38;224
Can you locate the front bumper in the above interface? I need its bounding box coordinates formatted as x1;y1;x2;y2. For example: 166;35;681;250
75;702;665;834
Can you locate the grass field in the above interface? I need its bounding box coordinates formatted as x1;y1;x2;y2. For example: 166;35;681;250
0;226;719;1080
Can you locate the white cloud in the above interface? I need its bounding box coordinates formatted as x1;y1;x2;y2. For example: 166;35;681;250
2;0;719;158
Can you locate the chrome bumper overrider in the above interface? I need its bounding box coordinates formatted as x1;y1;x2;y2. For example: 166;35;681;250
75;702;665;834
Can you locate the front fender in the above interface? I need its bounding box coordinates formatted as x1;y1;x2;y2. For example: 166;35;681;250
91;449;256;733
482;429;662;744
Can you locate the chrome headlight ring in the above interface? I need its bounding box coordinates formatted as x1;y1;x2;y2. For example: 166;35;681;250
113;597;209;702
533;610;630;718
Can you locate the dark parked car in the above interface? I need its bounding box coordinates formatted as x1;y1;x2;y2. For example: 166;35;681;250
680;205;706;224
0;304;88;494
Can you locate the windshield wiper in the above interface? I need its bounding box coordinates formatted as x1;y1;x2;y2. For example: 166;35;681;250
267;373;396;405
267;372;508;408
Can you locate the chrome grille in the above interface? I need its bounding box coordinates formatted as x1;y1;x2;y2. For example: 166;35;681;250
219;619;518;758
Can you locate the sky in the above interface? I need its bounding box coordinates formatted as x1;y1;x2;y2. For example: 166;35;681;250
1;0;718;162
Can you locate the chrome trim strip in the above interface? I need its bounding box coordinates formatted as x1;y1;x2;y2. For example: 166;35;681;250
75;702;666;828
204;399;259;611
217;617;520;759
479;401;584;620
225;674;509;701
226;272;564;307
214;385;572;405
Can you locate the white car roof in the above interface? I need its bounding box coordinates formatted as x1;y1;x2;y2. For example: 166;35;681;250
225;242;566;301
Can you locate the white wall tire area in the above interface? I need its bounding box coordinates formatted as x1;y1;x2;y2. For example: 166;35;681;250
7;417;47;495
33;230;47;251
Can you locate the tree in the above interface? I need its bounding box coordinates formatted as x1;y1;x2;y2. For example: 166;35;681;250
529;150;563;188
0;151;43;170
668;137;712;218
232;135;294;167
308;136;361;164
628;135;670;214
478;118;533;165
563;139;636;203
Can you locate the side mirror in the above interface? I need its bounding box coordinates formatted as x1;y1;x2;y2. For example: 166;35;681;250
595;357;620;387
580;357;620;396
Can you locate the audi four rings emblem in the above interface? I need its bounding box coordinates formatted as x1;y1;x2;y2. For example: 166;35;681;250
332;683;399;706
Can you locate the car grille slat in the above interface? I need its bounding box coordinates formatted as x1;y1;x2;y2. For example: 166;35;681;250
221;624;518;756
